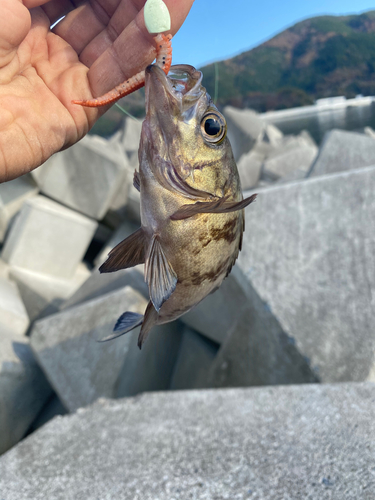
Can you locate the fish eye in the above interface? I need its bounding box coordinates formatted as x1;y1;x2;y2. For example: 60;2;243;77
201;112;226;144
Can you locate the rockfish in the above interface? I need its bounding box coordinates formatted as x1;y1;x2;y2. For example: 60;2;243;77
100;64;256;348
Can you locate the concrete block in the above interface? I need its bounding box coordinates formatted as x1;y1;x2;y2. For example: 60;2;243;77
183;268;316;387
106;179;130;222
108;128;123;144
2;196;97;279
237;149;263;189
94;220;139;267
0;383;374;498
238;165;375;382
364;126;375;139
26;394;67;436
30;286;148;412
91;222;113;247
262;131;318;180
10;264;91;322
253;124;284;158
105;168;140;226
182;272;248;345
121;117;143;153
263;143;317;179
0;174;38;242
211;268;318;387
224;106;264;161
84;223;113;265
33;135;129;220
115;320;183;398
299;129;317;147
169;327;219;390
60;266;147;312
262;123;284;145
0;258;9;279
0;328;52;455
125;183;141;222
127;150;139;169
276;167;309;184
0;277;29;336
309;129;375;177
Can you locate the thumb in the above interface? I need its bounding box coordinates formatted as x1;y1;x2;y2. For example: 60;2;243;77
0;0;31;69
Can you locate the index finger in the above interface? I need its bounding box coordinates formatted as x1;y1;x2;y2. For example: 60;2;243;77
85;0;194;97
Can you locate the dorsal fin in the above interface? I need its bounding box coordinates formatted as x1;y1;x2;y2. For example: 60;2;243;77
99;228;146;273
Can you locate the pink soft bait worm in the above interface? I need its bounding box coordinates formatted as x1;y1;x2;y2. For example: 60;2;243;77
72;33;172;108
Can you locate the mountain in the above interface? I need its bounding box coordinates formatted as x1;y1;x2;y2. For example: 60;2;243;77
200;11;375;112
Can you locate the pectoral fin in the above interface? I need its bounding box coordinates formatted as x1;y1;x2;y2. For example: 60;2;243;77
145;235;177;312
170;194;257;221
99;228;146;273
98;312;144;342
133;170;141;192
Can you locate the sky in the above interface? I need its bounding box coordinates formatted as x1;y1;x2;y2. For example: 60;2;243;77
171;0;375;68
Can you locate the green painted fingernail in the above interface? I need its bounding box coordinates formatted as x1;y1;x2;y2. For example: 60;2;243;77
144;0;171;34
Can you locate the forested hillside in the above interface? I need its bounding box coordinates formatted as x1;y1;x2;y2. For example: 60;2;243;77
200;11;375;111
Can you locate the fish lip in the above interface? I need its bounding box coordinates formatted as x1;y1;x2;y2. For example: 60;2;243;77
145;64;203;102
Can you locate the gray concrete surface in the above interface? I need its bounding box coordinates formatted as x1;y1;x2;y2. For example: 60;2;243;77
309;129;375;177
239;165;375;382
224;106;264;161
170;326;219;390
30;286;148;412
10;264;90;322
32;135;129;220
237;150;263;189
0;383;374;499
0;328;52;455
2;196;97;279
0;174;38;242
0;277;29;336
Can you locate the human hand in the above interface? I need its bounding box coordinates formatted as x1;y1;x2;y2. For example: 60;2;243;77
0;0;194;182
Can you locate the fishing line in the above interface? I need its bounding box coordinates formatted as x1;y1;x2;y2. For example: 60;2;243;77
214;62;219;104
114;103;141;122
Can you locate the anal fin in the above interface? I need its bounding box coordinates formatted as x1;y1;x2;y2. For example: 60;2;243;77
145;235;177;312
99;228;146;273
138;301;158;349
98;312;144;342
170;194;257;221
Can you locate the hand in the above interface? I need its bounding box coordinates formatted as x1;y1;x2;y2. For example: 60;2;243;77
0;0;194;182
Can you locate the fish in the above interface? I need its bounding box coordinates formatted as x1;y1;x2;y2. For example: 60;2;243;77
99;63;256;348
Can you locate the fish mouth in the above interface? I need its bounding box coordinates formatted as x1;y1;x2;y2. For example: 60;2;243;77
145;64;205;120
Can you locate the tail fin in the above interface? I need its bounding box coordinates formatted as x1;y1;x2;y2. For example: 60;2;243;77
98;312;143;342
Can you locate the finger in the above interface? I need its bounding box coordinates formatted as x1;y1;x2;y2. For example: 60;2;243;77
82;0;193;67
40;0;78;26
0;0;31;69
78;0;144;65
85;0;193;97
79;0;143;60
53;0;123;54
55;0;192;65
22;0;54;8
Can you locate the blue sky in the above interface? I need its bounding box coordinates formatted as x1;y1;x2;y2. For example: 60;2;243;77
171;0;375;68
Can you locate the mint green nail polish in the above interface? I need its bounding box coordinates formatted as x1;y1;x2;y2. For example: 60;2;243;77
144;0;171;34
